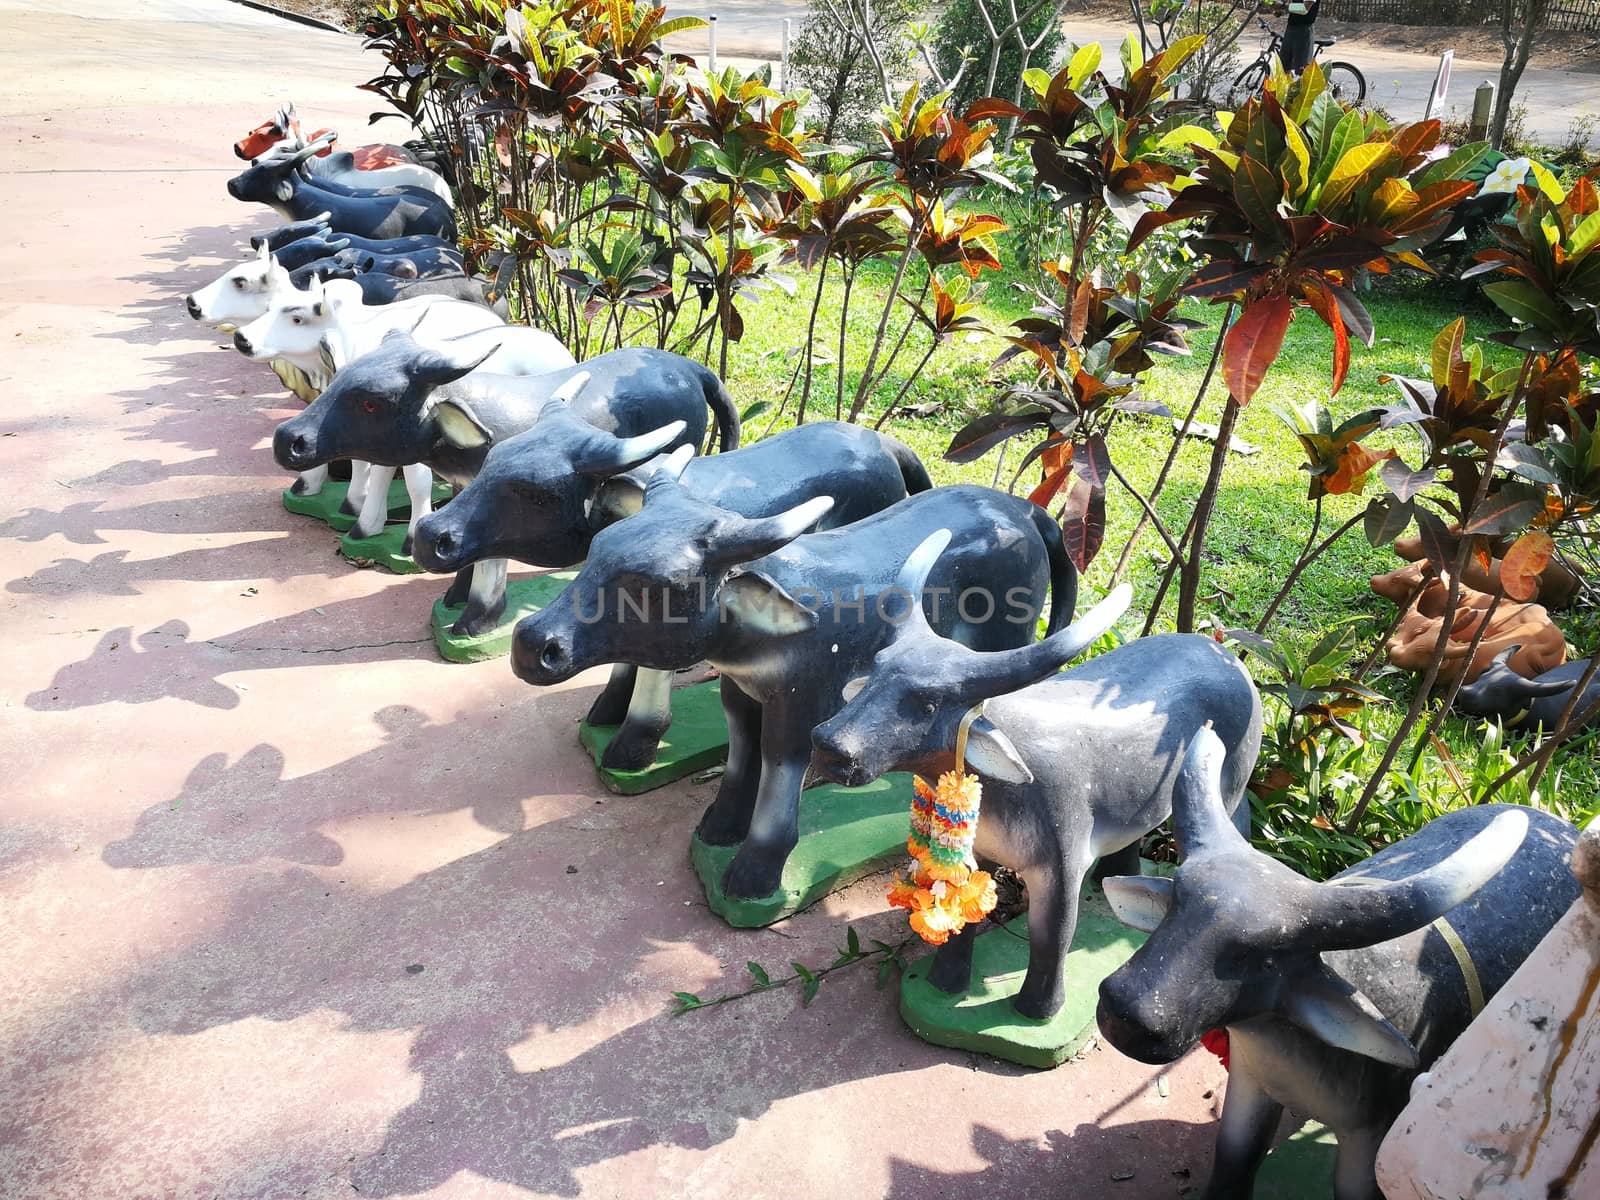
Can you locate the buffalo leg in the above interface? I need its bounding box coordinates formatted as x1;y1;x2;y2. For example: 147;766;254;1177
696;679;761;846
401;463;434;556
1014;854;1088;1020
290;463;329;496
1330;1127;1383;1200
721;714;809;899
351;464;396;540
442;565;473;608
585;664;638;727
451;557;507;637
1201;1069;1283;1200
341;460;372;518
927;924;979;995
600;667;673;773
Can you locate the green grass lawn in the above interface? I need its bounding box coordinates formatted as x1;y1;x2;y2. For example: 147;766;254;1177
695;259;1598;871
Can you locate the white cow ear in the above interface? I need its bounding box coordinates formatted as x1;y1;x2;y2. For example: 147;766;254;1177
961;716;1033;784
433;399;493;449
1102;875;1173;933
1281;964;1420;1069
721;570;816;636
274;178;295;203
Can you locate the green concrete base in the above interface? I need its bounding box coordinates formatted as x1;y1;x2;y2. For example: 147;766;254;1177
430;571;579;664
578;680;728;795
1257;1120;1337;1199
339;524;424;574
898;882;1148;1070
690;774;911;928
282;478;409;532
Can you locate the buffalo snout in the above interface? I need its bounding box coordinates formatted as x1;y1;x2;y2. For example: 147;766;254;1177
411;514;462;573
510;623;573;686
226;177;244;200
809;731;873;789
232;329;254;356
184;295;202;320
273;424;316;471
1094;987;1190;1066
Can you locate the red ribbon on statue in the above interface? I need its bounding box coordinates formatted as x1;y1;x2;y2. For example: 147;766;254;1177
1200;1028;1230;1070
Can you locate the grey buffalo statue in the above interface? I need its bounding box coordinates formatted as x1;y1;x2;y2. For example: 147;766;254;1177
810;532;1262;1019
273;333;739;636
1454;645;1599;734
227;134;456;241
414;422;931;771
1095;727;1579;1200
251;218;457;264
511;484;1078;901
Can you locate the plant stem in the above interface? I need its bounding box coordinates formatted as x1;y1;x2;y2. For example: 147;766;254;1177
1112;304;1233;584
1407;588;1505;773
1342;357;1530;833
835;266;856;421
1176;393;1242;633
849;228;921;422
1107;458;1184;559
1253;503;1368;636
798;254;831;425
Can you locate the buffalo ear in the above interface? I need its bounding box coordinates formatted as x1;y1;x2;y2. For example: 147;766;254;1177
591;475;645;523
433;399;493;450
721;570;817;637
1102;875;1174;933
1281;963;1420;1069
274;178;295;203
961;715;1033;784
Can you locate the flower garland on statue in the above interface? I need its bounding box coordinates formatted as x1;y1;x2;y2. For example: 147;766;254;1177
887;705;998;945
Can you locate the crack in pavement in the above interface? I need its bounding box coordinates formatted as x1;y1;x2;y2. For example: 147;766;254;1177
207;636;432;655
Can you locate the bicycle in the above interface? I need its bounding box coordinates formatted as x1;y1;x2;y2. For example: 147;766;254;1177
1227;16;1367;108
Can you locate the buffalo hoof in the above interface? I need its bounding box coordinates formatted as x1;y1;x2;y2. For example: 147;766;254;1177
926;937;976;996
599;724;665;773
400;533;414;558
720;844;789;900
351;521;385;542
289;476;318;497
1011;978;1066;1022
694;801;747;847
337;496;362;518
450;599;507;640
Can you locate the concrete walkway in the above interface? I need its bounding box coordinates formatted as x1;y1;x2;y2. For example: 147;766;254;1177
0;1;1222;1196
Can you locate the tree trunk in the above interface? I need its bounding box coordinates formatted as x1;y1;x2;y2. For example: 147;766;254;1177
1491;0;1548;149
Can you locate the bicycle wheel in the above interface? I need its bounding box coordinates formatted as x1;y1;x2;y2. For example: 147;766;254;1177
1324;61;1367;104
1227;60;1269;109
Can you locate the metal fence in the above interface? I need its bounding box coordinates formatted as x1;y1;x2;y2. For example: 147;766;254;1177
1320;0;1600;33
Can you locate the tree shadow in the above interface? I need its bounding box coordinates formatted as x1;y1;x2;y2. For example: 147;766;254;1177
23;581;441;712
884;1121;1212;1199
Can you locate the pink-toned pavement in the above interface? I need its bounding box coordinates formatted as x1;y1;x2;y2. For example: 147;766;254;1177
0;2;1226;1196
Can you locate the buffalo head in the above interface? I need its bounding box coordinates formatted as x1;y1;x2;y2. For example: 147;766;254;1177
411;382;686;573
273;329;499;472
226;132;334;204
1452;645;1572;726
1095;727;1527;1069
809;531;1129;788
510;462;832;686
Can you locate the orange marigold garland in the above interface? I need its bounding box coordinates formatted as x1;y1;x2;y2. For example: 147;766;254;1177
886;707;997;944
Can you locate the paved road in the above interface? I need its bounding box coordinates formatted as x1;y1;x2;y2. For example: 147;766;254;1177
665;6;1600;146
0;2;1223;1197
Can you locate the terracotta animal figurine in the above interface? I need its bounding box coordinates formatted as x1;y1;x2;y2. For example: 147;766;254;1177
415;423;930;769
232;102;447;199
1096;728;1579;1200
512;485;1079;901
1390;532;1579;608
1454;645;1599;732
1382;577;1565;684
275;335;736;636
809;532;1262;1018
